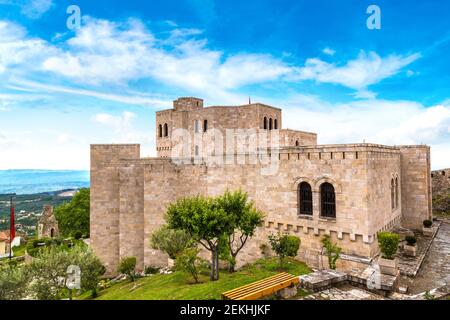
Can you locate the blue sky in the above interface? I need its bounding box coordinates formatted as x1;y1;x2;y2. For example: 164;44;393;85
0;0;449;169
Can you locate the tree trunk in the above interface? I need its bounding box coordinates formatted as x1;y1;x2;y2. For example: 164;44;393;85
210;250;215;281
215;249;220;280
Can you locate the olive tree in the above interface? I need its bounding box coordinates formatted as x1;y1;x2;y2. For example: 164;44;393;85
150;225;192;259
166;195;231;281
216;190;264;272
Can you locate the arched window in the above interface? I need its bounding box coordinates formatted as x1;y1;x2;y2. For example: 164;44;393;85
274;119;278;130
158;124;162;138
298;182;313;215
395;177;399;209
195;145;199;156
295;140;299;146
50;228;55;238
320;183;336;218
263;117;267;129
391;178;395;210
203;119;208;132
269;118;273;130
163;123;168;137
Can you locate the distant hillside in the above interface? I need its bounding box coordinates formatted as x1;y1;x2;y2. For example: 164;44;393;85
0;189;78;236
432;168;450;216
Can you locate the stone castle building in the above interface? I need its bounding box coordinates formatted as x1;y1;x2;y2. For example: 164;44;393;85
90;97;432;274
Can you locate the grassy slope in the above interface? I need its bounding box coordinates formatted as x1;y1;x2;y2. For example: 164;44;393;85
82;258;311;300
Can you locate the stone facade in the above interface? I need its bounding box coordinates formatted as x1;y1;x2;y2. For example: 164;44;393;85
90;97;432;275
37;205;59;238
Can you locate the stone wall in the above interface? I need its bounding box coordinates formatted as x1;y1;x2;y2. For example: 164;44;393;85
90;144;140;274
399;146;432;230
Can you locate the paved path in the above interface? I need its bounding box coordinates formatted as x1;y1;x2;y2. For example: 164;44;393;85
400;220;450;294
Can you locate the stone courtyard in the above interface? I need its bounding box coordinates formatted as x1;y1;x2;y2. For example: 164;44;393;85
296;218;450;300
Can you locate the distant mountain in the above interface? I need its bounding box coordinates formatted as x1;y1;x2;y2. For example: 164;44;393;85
432;168;450;216
0;170;89;195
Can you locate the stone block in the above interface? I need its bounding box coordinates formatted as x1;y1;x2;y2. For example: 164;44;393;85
378;257;399;276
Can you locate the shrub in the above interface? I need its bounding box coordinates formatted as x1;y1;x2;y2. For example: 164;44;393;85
377;232;400;259
405;236;417;246
118;257;137;282
423;219;433;228
268;233;301;268
0;264;29;300
72;230;83;240
150;225;192;260
144;266;160;275
321;235;342;270
25;244;105;300
175;247;205;283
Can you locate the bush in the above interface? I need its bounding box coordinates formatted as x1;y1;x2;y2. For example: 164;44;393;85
25;244;105;300
150;225;192;260
144;266;160;275
118;257;137;282
268;233;301;268
377;232;400;259
72;230;83;240
321;235;342;270
54;188;90;238
0;264;29;300
423;219;433;228
405;236;417;246
175;247;205;283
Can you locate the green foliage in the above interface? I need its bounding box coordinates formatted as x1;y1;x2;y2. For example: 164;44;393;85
150;225;192;259
72;230;83;240
377;232;400;259
423;219;433;228
118;257;137;282
424;290;435;300
268;233;301;268
54;188;90;238
321;235;342;270
405;236;417;246
25;244;105;300
216;190;264;272
144;266;160;275
26;237;83;257
0;264;29;300
175;247;207;283
166;195;231;281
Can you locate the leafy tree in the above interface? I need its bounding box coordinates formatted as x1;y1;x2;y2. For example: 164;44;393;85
166;195;231;281
25;244;105;300
321;235;342;270
118;257;137;282
268;233;301;268
54;188;90;238
216;190;264;272
377;232;400;259
175;247;206;284
150;225;192;259
0;263;29;300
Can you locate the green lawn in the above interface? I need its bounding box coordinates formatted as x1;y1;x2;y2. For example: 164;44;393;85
80;257;311;300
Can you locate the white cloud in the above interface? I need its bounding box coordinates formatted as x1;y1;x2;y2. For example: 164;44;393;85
92;111;136;132
292;51;421;97
20;0;53;19
40;17;290;100
0;0;53;19
0;20;55;75
278;95;450;169
322;47;335;56
10;79;171;108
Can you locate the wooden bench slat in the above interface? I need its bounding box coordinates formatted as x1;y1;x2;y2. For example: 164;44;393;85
225;274;294;298
222;272;299;300
222;273;288;296
223;273;292;297
230;277;299;300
